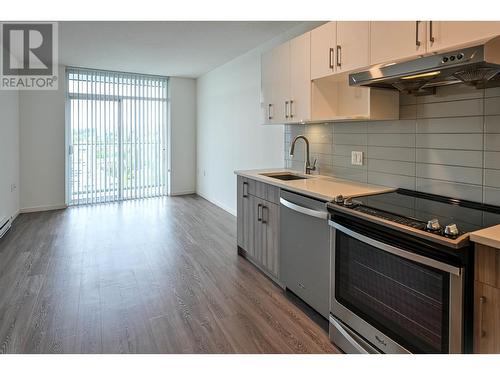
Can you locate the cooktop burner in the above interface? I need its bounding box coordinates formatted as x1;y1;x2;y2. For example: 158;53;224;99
327;189;500;239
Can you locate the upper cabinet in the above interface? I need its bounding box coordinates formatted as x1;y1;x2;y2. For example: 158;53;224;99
261;33;311;124
261;49;275;123
289;33;311;123
427;21;500;52
370;21;427;65
262;21;500;125
336;21;370;73
311;22;336;80
261;42;290;124
311;21;369;79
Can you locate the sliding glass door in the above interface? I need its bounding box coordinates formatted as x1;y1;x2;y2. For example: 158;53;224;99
66;68;169;205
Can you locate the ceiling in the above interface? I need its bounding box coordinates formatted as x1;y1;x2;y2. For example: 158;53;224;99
59;21;304;78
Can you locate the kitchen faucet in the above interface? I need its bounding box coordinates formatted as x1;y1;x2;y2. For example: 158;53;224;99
289;135;317;175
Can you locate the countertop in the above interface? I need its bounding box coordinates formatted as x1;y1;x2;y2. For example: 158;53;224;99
236;169;500;250
470;225;500;249
234;168;394;202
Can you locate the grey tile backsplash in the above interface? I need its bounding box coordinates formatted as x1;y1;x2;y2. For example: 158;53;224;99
284;85;500;205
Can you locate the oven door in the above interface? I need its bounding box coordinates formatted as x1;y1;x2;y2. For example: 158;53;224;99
329;220;464;354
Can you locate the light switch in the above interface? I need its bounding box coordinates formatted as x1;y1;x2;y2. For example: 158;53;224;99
351;151;363;166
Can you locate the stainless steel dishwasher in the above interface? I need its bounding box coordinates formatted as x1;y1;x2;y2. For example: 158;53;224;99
280;190;330;319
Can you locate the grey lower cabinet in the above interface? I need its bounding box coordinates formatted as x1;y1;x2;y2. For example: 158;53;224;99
237;176;280;280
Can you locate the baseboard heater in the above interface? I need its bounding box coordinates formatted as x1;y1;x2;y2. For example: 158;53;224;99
0;216;12;240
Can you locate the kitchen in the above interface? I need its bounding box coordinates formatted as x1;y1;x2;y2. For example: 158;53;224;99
235;21;500;354
2;2;500;373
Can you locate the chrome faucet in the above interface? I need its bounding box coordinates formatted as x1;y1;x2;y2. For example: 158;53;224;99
289;135;317;175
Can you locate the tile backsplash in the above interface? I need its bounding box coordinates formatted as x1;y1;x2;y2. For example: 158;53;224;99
284;85;500;205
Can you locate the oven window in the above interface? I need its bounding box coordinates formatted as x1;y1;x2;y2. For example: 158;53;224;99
335;231;450;353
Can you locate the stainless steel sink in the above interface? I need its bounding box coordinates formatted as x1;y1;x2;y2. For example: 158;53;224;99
260;173;308;181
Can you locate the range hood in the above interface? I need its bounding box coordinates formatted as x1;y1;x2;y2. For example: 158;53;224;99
349;35;500;95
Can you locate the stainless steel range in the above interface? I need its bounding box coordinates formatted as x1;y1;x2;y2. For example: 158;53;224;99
327;189;500;354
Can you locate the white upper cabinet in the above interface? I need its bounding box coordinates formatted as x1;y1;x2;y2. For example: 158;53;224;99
261;33;310;124
311;21;369;79
310;22;336;80
261;42;290;124
370;21;427;65
336;21;370;73
261;49;275;123
262;21;500;125
289;33;311;123
273;41;291;124
427;21;500;52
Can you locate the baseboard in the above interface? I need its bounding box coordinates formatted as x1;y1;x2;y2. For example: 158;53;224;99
170;190;196;196
11;209;20;222
196;191;236;217
20;204;68;213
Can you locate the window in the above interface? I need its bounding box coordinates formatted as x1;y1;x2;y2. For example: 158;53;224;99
66;67;169;205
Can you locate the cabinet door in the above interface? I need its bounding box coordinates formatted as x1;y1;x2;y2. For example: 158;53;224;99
237;177;256;256
370;21;427;65
261;49;274;124
290;32;311;123
311;22;336;80
273;41;291;124
336;21;370;73
474;281;500;353
428;21;500;53
255;200;279;278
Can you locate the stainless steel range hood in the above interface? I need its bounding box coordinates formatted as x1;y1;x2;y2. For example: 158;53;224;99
349;35;500;95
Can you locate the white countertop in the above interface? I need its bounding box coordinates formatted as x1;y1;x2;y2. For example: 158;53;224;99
234;168;394;201
236;169;500;250
470;225;500;249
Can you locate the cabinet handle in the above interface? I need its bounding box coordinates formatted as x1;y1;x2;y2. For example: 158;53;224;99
329;47;334;69
268;104;273;120
262;206;268;224
257;204;262;221
429;20;435;43
415;21;421;47
242;182;248;198
289;100;294;119
479;296;487;338
285;101;289;119
336;45;342;68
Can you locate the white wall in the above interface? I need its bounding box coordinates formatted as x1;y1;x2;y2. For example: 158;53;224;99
19;65;66;212
0;89;20;222
196;23;321;215
169;77;196;195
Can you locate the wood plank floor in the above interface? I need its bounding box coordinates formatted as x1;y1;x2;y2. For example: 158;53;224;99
0;195;338;354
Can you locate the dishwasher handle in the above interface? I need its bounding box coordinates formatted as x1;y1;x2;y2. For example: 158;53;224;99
280;197;328;220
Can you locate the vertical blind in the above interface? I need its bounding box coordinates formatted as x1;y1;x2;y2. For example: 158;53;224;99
67;67;169;205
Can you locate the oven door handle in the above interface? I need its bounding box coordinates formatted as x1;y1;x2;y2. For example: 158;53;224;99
329;221;462;276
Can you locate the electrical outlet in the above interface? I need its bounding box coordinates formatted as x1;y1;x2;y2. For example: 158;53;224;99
10;184;16;192
351;151;363;166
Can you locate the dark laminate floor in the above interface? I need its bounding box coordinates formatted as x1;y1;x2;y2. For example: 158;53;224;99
0;195;338;354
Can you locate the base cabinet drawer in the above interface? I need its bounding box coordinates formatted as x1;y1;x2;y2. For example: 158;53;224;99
474;281;500;353
247;179;279;204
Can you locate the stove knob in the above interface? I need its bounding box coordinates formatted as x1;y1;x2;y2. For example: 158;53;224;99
426;218;441;231
334;195;344;204
444;224;459;237
343;198;354;207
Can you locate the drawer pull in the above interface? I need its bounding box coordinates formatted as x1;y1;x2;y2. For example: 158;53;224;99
257;204;262;222
242;182;248;197
262;206;268;224
480;296;487;338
